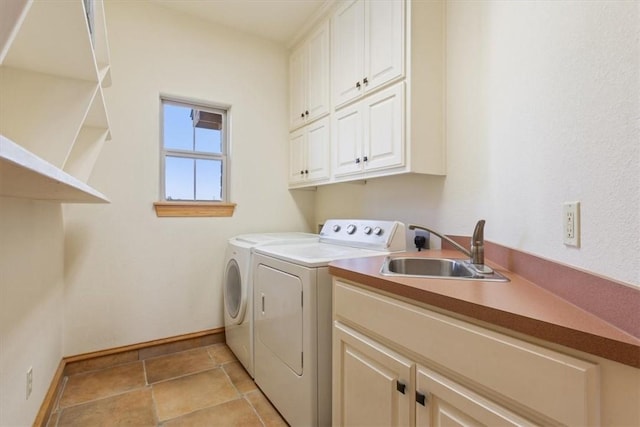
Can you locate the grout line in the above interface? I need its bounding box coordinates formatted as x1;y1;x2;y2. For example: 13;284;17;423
142;359;149;386
220;363;243;396
146;366;221;386
244;392;268;427
149;383;161;426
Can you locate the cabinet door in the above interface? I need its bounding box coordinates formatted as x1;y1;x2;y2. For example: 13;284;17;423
305;117;330;182
333;322;412;427
332;0;365;108
288;128;306;184
363;82;404;172
415;366;539;427
332;102;363;178
289;45;307;130
364;0;405;93
305;21;330;122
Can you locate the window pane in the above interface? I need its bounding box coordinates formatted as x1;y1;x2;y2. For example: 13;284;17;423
195;159;222;201
163;104;194;151
195;127;222;154
165;156;194;200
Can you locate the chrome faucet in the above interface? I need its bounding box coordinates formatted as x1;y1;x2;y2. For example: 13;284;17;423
470;220;485;266
408;220;492;273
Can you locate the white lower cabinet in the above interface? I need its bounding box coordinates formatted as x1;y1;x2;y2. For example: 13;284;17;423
415;366;536;427
333;322;412;427
333;279;602;427
333;322;535;427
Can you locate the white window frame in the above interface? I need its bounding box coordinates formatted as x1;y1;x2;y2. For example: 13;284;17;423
159;96;230;203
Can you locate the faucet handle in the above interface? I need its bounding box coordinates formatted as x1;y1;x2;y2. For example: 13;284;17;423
472;219;485;245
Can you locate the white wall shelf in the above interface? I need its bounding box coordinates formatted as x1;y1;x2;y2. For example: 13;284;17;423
0;135;109;203
2;0;99;82
0;0;112;202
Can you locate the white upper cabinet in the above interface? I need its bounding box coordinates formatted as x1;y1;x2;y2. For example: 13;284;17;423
0;0;111;202
332;101;362;177
292;0;445;189
289;117;330;187
333;82;404;178
289;21;330;130
332;0;404;108
331;0;365;108
289;47;307;130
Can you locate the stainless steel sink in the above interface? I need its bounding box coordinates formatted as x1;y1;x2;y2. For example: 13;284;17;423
380;257;510;282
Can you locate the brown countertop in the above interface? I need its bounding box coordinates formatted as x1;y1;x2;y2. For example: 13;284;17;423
329;250;640;368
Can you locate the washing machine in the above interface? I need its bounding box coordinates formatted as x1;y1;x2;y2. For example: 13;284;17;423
223;232;317;378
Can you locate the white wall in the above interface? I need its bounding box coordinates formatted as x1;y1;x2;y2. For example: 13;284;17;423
317;0;640;287
62;1;315;356
0;199;64;426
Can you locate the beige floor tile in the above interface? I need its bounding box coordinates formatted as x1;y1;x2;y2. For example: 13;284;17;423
163;398;263;426
65;350;139;376
57;388;155;426
245;389;288;427
59;361;146;408
152;369;239;421
207;343;237;365
145;347;216;383
223;361;257;394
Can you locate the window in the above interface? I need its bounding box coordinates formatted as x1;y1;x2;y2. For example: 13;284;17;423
155;98;235;217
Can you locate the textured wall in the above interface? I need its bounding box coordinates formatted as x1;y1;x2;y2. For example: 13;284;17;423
317;0;640;286
62;0;315;356
0;199;64;426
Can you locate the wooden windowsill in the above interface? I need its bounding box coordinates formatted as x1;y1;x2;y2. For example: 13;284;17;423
153;202;236;217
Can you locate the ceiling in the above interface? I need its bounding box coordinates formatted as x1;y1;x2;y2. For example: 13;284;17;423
152;0;330;45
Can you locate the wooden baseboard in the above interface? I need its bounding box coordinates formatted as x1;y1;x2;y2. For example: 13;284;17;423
63;327;225;364
34;328;225;426
33;359;66;427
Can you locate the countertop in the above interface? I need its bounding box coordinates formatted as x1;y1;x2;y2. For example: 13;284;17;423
328;250;640;368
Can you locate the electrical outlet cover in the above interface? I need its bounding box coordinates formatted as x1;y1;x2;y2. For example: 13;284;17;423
563;202;580;247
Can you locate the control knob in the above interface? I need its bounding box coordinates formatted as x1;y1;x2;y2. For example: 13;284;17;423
346;224;357;235
332;224;341;232
373;227;383;236
363;226;372;235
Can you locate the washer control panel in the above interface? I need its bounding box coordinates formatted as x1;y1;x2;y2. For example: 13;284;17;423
319;219;406;251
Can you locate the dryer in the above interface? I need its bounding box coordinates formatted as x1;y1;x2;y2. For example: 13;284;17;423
252;220;406;426
223;232;317;378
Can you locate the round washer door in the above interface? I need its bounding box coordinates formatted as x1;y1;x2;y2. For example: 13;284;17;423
224;258;246;324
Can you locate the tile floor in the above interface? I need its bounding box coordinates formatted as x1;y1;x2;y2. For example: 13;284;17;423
46;343;288;426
